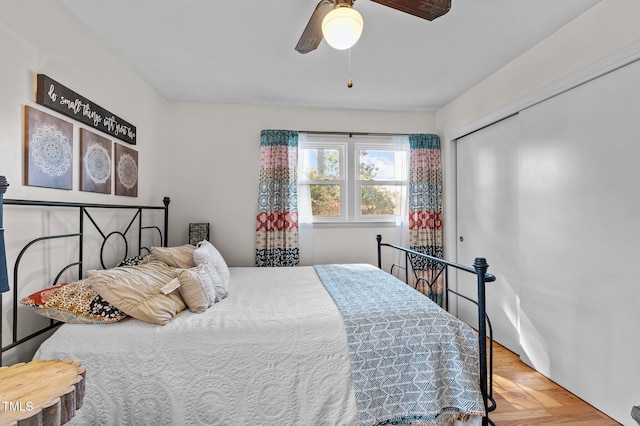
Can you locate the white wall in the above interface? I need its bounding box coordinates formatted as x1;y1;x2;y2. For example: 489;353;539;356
167;103;434;266
0;1;170;205
0;1;170;364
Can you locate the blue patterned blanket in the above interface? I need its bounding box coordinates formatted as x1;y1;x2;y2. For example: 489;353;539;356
314;264;485;426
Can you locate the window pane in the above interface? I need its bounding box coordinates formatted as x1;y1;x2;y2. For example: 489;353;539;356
300;149;340;180
360;150;402;180
311;184;341;216
361;185;403;216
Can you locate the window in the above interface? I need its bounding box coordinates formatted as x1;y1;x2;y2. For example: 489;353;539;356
298;134;408;223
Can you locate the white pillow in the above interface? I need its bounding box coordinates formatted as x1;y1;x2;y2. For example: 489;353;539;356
174;263;221;312
193;240;229;300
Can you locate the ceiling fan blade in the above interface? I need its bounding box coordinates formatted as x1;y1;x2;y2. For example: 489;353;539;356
295;0;334;54
370;0;451;21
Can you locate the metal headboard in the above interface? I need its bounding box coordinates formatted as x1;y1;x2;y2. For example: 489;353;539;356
376;234;497;426
0;193;170;365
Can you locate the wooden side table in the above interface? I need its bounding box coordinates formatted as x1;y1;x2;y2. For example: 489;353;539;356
0;359;85;425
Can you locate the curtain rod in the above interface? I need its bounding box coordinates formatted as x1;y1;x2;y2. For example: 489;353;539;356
301;130;402;137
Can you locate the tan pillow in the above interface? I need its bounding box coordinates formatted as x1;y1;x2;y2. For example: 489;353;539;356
174;263;220;313
148;244;196;268
88;261;187;325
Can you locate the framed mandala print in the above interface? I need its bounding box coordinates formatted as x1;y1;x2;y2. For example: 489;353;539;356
24;106;73;190
80;129;112;194
114;143;138;197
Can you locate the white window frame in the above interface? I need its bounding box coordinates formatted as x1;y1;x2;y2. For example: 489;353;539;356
299;134;407;224
354;141;406;223
298;140;347;223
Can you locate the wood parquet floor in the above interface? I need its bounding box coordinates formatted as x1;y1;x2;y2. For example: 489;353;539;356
489;343;620;425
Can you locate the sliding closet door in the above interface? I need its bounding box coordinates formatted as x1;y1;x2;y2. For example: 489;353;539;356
457;57;640;423
456;114;521;354
518;58;640;423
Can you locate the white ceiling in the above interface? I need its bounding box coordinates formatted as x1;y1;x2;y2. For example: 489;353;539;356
60;0;601;112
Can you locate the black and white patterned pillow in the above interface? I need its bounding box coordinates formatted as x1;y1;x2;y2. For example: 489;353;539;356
116;255;148;267
88;294;128;320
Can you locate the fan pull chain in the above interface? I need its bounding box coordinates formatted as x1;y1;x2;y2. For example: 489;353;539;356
347;48;353;88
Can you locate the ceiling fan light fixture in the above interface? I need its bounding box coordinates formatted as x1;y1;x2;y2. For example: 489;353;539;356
321;5;363;50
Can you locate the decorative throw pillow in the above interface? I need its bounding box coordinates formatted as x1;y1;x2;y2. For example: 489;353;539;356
148;244;196;268
192;240;229;300
174;263;221;313
20;280;127;324
88;261;187;325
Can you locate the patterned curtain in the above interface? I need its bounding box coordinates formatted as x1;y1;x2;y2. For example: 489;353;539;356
256;130;300;267
408;134;444;306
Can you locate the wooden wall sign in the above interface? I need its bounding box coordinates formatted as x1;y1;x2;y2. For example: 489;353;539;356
35;74;137;145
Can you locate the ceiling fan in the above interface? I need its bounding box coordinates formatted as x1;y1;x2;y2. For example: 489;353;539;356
295;0;452;54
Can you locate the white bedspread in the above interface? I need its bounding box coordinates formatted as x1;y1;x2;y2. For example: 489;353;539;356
35;266;359;425
34;266;483;426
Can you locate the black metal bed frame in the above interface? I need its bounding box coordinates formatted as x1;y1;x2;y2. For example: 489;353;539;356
0;194;170;365
0;184;494;423
376;234;497;426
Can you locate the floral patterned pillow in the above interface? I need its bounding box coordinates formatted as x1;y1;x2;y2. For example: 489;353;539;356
21;279;127;324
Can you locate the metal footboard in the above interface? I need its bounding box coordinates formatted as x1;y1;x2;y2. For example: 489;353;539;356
376;234;497;426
